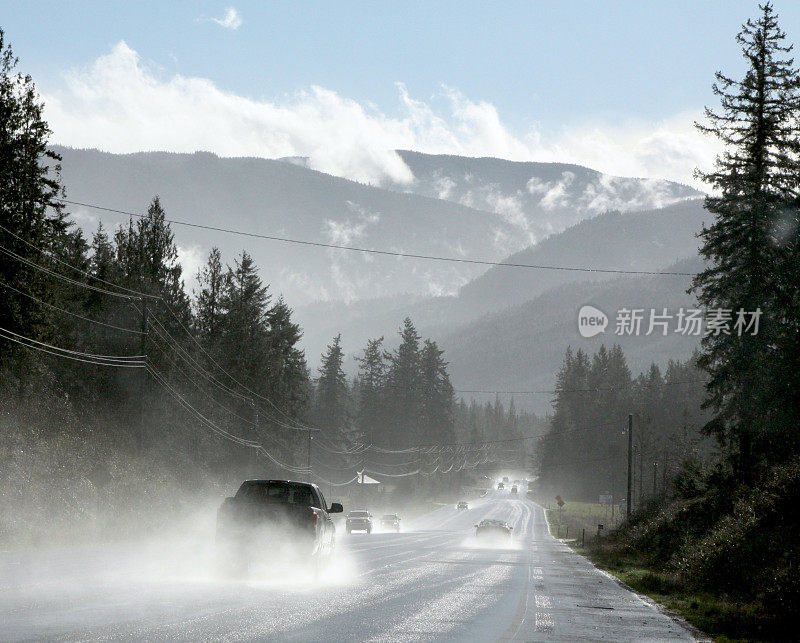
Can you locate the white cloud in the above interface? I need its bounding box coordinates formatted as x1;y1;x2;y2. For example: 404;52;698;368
526;170;691;216
212;7;242;30
43;41;720;190
320;204;383;302
177;244;204;293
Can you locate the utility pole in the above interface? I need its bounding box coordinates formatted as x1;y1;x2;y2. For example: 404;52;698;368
416;445;422;495
137;299;148;453
610;468;616;527
653;460;658;498
638;445;643;506
251;400;259;477
626;413;633;520
307;430;312;481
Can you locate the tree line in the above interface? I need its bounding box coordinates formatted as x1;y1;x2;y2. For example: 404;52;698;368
311;323;546;481
536;344;710;504
0;26;516;533
586;7;800;635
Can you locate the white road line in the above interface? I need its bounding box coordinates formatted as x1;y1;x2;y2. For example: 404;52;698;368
535;611;555;632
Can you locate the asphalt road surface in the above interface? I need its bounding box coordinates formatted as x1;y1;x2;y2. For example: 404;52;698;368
1;492;697;641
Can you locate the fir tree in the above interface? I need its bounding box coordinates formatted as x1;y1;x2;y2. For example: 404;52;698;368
693;2;800;468
0;29;65;368
384;317;422;447
314;334;350;437
419;339;455;446
264;296;308;421
195;247;225;347
355;336;386;445
218;250;271;385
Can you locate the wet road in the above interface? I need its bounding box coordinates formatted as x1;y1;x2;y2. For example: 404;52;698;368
0;493;697;641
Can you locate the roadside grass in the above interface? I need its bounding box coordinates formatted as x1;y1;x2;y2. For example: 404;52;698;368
544;506;774;642
543;502;620;543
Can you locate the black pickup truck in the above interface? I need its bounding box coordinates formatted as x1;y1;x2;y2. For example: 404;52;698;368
216;479;343;574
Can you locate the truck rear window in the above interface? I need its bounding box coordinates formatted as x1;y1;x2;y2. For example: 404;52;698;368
236;481;317;506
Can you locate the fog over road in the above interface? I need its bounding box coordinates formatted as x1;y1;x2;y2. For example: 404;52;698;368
1;493;695;641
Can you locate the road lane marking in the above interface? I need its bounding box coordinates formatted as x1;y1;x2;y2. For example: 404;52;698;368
535;611;555;632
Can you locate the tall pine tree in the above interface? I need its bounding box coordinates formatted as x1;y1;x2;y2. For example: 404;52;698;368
314;334;350;437
693;2;800;469
384;318;422;448
0;29;65;372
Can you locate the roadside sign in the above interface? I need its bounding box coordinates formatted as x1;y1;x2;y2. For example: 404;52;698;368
599;494;613;504
555;495;565;507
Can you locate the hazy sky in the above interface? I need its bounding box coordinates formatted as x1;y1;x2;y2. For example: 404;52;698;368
4;1;800;186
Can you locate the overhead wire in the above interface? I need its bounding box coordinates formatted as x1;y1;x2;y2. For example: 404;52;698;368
1;227;530;478
0;244;140;300
0;325;144;363
0;328;146;368
0;226;317;434
59;198;697;277
0;221;158;299
158;300;317;431
145;364;259;448
0;279;143;335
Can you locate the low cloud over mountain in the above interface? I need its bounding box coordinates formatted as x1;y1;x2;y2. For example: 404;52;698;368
393;151;701;243
42;41;718;189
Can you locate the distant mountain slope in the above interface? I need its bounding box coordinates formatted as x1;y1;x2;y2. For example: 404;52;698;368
54;147;519;307
296;200;708;365
56;146;708;391
442;256;704;414
456;198;707;316
393;150;702;243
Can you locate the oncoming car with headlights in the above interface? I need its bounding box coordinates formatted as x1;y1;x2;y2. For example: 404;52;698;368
474;519;513;544
346;510;373;534
380;513;401;532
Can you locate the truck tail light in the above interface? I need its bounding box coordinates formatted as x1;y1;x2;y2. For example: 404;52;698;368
311;511;318;526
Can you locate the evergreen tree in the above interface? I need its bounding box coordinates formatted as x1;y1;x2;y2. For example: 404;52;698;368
218;250;271;386
0;29;65;367
88;223;116;307
419;339;455;446
384;317;422;447
693;2;800;469
355;337;386;445
314;334;350;436
195;247;225;347
114;197;191;340
538;345;711;501
264;296;308;421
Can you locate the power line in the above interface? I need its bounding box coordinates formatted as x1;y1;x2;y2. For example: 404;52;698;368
0;279;143;335
0;244;140;300
156;298;318;432
142;305;258;404
146;358;313;471
314;473;360;487
0;326;145;368
148;327;318;465
451;380;706;396
0;221;157;299
146;364;260;448
60;198;696;277
0;326;144;361
148;332;261;428
256;447;311;474
0;227;319;434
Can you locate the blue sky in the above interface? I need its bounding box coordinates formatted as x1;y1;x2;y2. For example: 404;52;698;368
3;1;799;185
